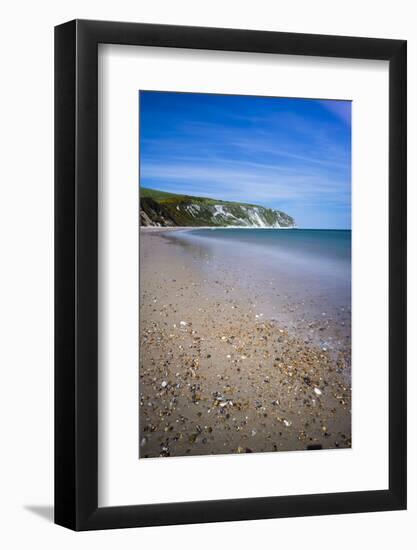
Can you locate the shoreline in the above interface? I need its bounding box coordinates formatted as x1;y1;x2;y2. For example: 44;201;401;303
139;225;351;233
139;229;351;458
139;225;299;234
139;226;212;234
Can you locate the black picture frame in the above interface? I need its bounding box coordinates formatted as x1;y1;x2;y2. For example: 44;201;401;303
55;19;407;531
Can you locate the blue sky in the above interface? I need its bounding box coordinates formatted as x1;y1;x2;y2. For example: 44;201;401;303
139;91;351;229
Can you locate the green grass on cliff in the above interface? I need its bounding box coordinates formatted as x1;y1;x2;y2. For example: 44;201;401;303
139;186;295;227
140;186;258;208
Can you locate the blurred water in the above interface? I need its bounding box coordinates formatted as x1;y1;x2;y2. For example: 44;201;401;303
166;228;351;359
173;228;350;286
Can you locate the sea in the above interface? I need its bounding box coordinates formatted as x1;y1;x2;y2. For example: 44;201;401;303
166;228;351;363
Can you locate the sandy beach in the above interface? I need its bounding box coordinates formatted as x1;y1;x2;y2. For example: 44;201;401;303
139;228;351;458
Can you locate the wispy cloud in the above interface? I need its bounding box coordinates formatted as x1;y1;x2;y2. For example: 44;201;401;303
141;161;349;204
139;92;351;228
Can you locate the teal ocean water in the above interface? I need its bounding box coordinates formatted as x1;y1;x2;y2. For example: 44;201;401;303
173;228;350;286
184;228;350;265
167;228;351;362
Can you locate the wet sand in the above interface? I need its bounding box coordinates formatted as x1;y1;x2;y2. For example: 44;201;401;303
139;228;351;458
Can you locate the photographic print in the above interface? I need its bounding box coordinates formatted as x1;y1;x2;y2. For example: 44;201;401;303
139;91;351;459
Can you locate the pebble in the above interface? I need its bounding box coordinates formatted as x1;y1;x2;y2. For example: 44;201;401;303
139;243;352;458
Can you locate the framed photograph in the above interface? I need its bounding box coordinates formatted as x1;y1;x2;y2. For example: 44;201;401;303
55;20;406;530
